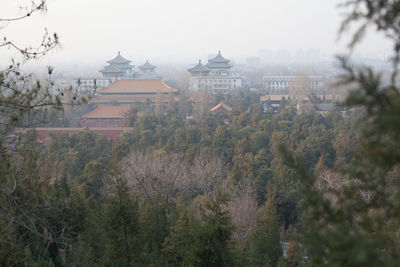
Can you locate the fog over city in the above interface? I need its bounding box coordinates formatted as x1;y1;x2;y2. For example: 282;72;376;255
3;1;400;265
1;0;392;67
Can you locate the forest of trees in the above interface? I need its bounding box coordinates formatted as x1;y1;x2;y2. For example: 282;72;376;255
2;94;358;266
2;0;400;266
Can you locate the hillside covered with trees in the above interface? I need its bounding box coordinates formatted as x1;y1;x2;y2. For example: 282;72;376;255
2;0;400;266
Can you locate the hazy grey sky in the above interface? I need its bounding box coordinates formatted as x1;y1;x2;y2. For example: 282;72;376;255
1;0;392;65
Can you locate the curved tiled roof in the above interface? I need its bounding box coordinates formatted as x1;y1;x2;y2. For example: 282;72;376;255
114;63;134;70
205;62;232;69
210;102;232;112
100;79;178;94
188;60;210;72
139;60;156;70
107;52;131;64
82;105;131;119
100;65;124;74
260;94;289;102
208;51;230;63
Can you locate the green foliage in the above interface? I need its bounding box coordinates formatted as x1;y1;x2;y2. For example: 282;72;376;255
2;89;361;265
103;178;140;266
47;130;112;189
286;229;301;267
163;194;237;266
3;3;387;265
139;189;169;265
273;1;400;266
247;186;282;267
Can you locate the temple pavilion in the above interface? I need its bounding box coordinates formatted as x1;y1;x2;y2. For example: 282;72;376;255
188;51;242;94
81;105;131;128
136;60;159;79
205;52;233;75
91;78;179;105
139;60;156;73
83;79;178;128
100;52;134;79
188;60;210;77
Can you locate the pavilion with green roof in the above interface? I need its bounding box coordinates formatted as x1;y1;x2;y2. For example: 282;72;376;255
100;52;134;79
205;51;233;70
188;60;210;76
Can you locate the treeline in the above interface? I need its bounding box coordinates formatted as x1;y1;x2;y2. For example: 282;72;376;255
0;91;361;266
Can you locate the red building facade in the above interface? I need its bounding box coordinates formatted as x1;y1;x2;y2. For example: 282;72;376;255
81;105;131;128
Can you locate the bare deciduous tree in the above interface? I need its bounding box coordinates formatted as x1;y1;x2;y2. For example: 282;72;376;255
226;182;260;251
0;1;94;259
122;150;228;209
0;1;59;60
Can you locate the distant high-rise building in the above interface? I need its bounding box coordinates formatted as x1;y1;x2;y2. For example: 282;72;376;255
275;50;291;64
295;49;305;63
305;49;320;63
100;52;134;79
188;51;242;94
263;75;325;94
260;49;273;64
246;57;261;68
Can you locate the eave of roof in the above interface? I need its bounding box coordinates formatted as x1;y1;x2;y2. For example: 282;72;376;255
82;105;131;119
100;65;124;73
188;60;210;72
205;62;232;69
208;51;230;63
260;94;289;102
99;79;179;94
139;60;156;70
106;52;131;64
210;102;232;112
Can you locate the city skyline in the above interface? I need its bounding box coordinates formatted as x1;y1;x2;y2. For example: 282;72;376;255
0;0;392;66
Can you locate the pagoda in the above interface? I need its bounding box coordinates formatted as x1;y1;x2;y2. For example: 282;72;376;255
188;60;210;77
136;60;159;79
139;60;156;73
100;52;134;79
188;51;241;94
205;51;233;75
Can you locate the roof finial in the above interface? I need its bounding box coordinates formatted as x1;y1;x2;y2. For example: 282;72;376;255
118;51;120;55
199;59;202;64
218;50;221;54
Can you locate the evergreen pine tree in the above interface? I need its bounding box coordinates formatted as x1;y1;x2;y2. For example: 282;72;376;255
163;194;237;266
286;229;301;267
247;185;282;267
103;177;139;266
163;208;199;266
